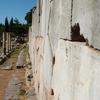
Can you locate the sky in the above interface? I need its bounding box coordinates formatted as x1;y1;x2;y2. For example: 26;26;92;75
0;0;37;24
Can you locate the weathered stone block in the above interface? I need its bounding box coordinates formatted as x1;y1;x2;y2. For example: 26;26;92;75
52;39;100;100
49;0;72;54
72;0;100;50
16;49;25;68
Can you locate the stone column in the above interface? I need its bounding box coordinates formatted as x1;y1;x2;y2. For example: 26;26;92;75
8;33;11;51
11;40;13;50
6;32;9;53
3;32;6;55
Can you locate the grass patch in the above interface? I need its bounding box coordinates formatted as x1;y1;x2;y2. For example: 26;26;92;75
18;89;26;96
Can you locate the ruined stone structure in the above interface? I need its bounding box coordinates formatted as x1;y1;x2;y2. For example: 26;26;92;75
3;32;6;55
0;32;13;64
2;32;12;55
6;33;9;53
28;0;100;100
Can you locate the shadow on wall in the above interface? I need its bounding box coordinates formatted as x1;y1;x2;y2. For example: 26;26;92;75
71;23;86;42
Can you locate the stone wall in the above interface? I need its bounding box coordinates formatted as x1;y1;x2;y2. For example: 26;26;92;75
28;0;100;100
72;0;100;49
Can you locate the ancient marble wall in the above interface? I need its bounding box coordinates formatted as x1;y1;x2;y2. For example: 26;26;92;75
72;0;100;49
28;0;100;100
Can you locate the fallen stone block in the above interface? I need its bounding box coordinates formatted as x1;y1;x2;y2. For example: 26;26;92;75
1;65;13;70
16;49;26;69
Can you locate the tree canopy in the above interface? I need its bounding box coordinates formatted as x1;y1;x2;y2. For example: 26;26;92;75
0;17;28;37
25;6;36;26
5;17;9;32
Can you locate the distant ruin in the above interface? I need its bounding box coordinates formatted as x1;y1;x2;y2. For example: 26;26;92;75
0;32;13;64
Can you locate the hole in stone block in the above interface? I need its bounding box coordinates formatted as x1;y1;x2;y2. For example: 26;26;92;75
86;39;94;49
51;89;54;95
53;56;55;65
38;83;40;93
71;23;86;42
37;47;39;52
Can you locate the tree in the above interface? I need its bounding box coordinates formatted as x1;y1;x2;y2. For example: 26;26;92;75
25;9;32;26
5;17;9;32
25;6;36;26
1;14;30;37
14;18;20;25
9;17;14;32
0;23;5;38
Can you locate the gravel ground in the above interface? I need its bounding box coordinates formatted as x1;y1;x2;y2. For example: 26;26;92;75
4;74;22;100
0;45;27;100
0;44;37;100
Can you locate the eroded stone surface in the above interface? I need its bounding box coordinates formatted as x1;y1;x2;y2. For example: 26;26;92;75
28;0;100;100
72;0;100;49
52;40;100;100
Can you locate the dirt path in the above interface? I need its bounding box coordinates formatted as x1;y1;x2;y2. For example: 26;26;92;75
0;45;27;100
